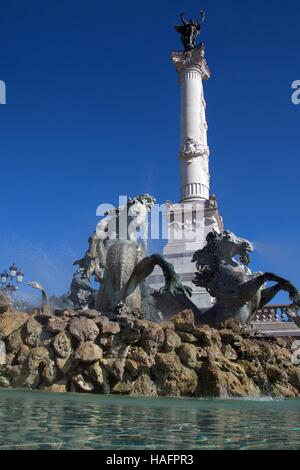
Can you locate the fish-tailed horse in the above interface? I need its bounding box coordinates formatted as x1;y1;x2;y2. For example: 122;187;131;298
192;230;300;327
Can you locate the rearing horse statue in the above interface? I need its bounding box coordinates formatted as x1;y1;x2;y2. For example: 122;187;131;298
192;229;300;327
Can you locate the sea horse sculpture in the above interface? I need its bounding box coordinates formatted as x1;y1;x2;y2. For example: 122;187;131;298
192;229;300;327
70;194;192;316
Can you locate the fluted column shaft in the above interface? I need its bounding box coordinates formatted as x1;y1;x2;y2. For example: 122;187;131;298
172;45;211;202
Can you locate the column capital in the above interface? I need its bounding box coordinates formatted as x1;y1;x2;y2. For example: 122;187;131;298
171;44;211;81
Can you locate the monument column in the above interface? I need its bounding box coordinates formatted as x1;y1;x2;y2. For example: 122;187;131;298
172;45;210;202
148;19;224;311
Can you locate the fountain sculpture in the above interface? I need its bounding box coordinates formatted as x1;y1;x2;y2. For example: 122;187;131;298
67;194;192;319
62;194;300;329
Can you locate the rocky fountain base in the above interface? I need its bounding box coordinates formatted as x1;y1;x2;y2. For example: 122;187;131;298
0;302;300;398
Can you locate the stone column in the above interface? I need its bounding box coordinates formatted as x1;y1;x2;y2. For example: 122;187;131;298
148;44;224;312
172;45;210;202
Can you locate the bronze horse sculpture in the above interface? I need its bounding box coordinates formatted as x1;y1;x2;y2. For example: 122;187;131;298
192;230;300;327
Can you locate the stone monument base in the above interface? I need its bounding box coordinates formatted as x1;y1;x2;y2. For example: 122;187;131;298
0;308;299;398
149;197;224;311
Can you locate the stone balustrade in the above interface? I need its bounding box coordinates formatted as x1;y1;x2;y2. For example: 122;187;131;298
254;305;293;323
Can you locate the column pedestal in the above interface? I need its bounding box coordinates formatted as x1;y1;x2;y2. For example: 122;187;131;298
149;197;223;310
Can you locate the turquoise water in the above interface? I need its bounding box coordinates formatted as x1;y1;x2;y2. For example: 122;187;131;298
0;389;300;449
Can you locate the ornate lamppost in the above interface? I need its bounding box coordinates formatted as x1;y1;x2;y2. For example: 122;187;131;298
1;263;24;297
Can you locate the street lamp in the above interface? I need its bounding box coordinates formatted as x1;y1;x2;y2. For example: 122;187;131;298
1;271;8;285
9;263;17;278
1;264;24;296
16;270;24;284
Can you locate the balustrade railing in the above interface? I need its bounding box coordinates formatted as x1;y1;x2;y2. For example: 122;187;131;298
254;305;294;323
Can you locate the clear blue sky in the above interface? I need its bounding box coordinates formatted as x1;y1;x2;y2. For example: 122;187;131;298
0;0;299;304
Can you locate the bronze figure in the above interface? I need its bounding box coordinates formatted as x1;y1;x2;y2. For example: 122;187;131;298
175;11;205;51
